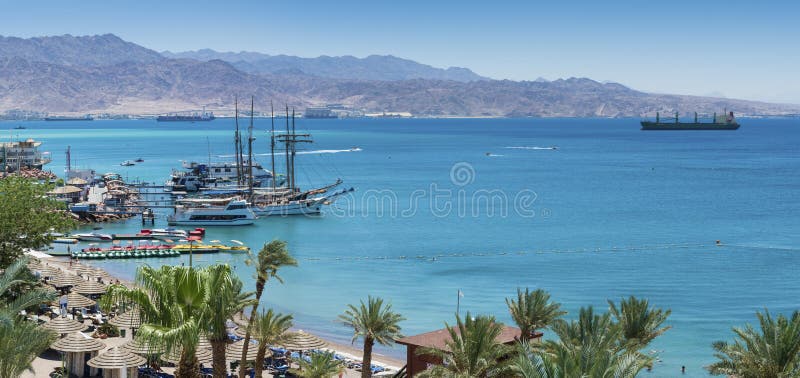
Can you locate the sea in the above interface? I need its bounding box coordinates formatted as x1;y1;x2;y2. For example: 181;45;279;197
5;117;799;377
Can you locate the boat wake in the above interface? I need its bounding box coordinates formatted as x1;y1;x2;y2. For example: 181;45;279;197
220;148;362;158
504;146;558;150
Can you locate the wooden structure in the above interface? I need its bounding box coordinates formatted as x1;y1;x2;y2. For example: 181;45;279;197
395;325;531;377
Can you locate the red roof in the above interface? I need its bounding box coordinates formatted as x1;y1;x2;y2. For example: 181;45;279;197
396;325;522;350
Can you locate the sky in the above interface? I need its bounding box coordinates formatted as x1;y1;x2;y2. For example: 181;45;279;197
2;0;799;103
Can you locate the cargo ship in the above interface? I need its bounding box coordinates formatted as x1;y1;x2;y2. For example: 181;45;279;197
157;108;215;122
641;111;739;130
44;115;93;121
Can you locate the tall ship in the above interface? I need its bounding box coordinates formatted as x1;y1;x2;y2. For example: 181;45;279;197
641;111;740;130
157;108;215;122
44;115;93;121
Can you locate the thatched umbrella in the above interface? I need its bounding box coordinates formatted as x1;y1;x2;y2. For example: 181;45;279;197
73;265;96;277
73;280;107;296
121;337;165;356
42;316;88;336
63;291;96;311
281;330;327;351
38;265;62;278
49;274;84;288
161;346;214;365
233;326;248;338
51;332;106;377
67;177;89;186
88;347;147;378
226;339;263;362
109;309;142;330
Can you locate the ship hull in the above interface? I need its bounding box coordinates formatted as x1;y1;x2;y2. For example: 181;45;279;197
641;122;739;130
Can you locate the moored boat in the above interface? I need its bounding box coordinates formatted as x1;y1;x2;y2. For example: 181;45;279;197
167;198;255;226
73;233;113;242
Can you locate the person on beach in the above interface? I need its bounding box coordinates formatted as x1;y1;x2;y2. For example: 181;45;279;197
59;294;68;316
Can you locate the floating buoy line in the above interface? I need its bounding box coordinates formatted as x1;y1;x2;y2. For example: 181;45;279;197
291;241;730;263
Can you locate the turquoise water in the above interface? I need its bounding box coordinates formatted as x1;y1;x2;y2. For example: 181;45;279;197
7;117;799;377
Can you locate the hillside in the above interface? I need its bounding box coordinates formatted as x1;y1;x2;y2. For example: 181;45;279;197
0;34;797;117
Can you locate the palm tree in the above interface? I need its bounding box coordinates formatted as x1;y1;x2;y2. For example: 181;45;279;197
417;313;510;378
506;288;566;342
339;296;404;378
541;306;651;378
102;265;207;378
607;296;671;351
0;257;57;378
239;240;297;378
296;351;344;378
708;309;800;378
507;342;560;378
250;309;293;378
202;264;255;378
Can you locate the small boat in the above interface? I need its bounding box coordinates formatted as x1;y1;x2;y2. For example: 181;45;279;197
73;233;113;242
141;228;189;237
53;237;79;244
14;125;26;129
135;158;144;163
167;199;256;226
120;160;135;166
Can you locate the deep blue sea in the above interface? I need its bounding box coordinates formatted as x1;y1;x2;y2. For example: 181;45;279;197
6;117;799;377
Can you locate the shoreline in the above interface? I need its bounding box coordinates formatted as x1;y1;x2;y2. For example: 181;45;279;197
31;252;406;372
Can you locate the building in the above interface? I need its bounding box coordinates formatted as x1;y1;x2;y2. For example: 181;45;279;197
304;107;338;119
0;138;51;172
396;325;534;377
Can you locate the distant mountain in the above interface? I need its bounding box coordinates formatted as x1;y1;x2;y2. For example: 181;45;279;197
162;49;488;82
0;34;797;117
0;34;164;67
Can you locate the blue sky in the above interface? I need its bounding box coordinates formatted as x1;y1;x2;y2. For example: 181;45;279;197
2;0;799;103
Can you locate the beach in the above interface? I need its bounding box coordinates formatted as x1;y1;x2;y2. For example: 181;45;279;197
26;252;405;377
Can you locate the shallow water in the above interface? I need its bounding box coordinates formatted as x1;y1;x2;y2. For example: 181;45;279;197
8;117;799;377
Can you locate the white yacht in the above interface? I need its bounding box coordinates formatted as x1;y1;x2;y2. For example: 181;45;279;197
167;198;256;226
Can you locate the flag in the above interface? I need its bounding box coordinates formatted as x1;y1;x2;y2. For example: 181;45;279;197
458;289;464;298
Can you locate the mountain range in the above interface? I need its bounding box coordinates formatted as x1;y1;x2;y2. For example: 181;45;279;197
0;34;797;117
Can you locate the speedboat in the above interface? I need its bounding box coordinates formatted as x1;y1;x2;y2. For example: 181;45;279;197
73;233;113;242
120;160;135;166
134;158;144;163
142;228;188;237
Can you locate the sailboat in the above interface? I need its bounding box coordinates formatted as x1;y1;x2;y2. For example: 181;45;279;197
249;104;352;216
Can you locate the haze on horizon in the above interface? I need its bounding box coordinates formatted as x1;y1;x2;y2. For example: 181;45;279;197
3;0;799;104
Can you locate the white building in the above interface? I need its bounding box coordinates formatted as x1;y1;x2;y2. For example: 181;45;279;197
0;139;51;171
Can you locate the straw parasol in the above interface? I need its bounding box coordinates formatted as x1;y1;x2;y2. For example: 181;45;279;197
281;330;327;351
73;265;97;277
161;347;214;364
38;265;62;278
233;326;249;338
87;347;147;375
51;332;106;377
121;337;165;356
73;280;107;295
63;291;96;310
49;274;84;288
109;309;142;329
48;185;82;195
42;316;88;335
227;339;263;361
67;177;89;186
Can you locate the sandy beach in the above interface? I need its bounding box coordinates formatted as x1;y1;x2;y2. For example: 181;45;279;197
26;253;405;378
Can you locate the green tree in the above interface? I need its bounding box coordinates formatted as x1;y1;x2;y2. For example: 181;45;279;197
102;265;207;378
0;176;76;268
251;309;293;378
339;296;404;378
238;240;297;378
506;288;566;342
202;264;255;378
607;296;671;351
0;256;57;378
417;314;510;378
296;351;344;378
708;310;800;378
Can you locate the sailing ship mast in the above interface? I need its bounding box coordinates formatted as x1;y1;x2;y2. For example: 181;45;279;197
247;97;255;200
234;97;241;185
275;106;312;195
270;101;276;195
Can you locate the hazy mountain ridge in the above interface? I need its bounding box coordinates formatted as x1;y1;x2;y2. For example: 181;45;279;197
0;34;164;67
162;49;489;82
0;34;797;116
